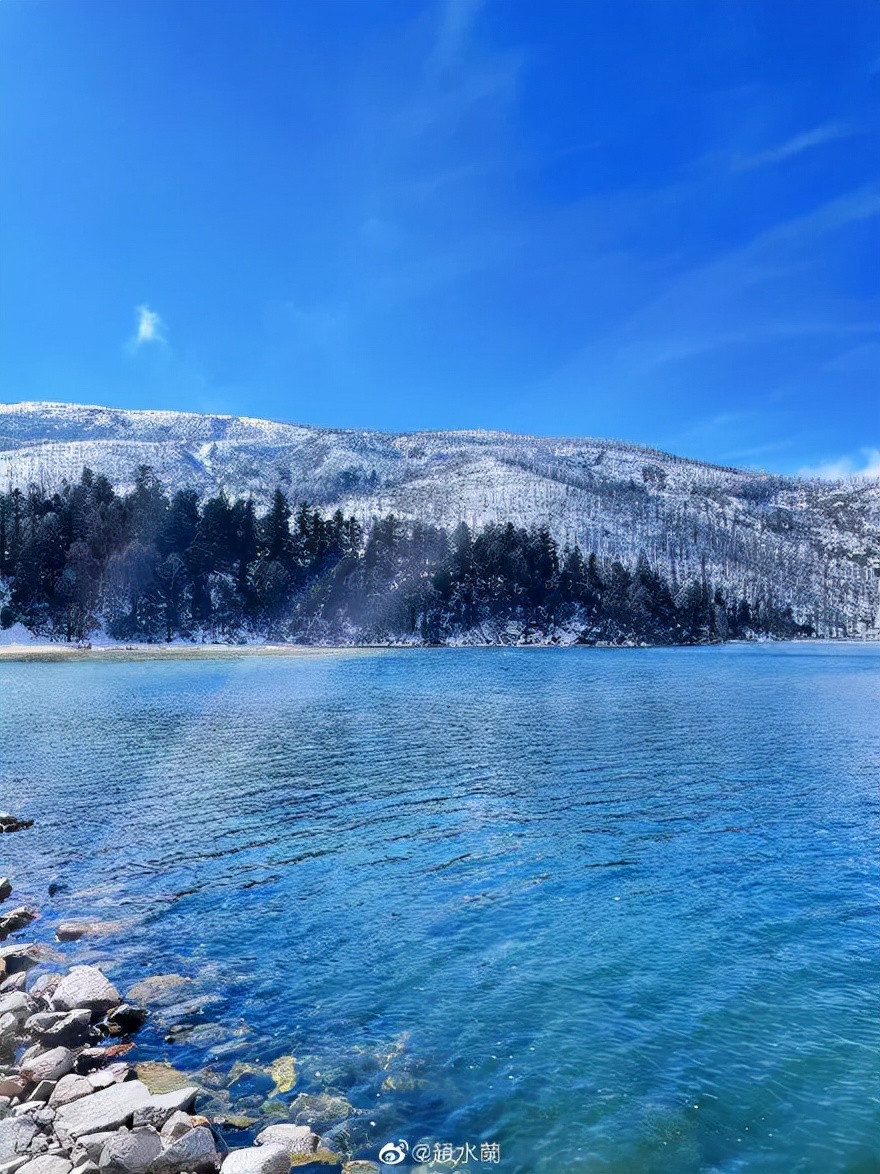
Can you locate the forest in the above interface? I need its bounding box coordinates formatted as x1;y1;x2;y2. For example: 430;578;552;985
0;467;813;646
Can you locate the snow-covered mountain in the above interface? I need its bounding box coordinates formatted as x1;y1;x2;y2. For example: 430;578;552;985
1;401;877;636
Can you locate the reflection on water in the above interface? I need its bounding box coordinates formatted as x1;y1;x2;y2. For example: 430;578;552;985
1;644;878;1173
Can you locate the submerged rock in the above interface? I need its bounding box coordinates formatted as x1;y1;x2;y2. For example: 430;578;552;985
267;1057;296;1095
220;1145;290;1174
0;816;33;835
254;1126;317;1160
133;1064;192;1097
0;945;44;976
51;968;121;1018
124;977;190;1009
225;1065;274;1101
288;1094;354;1131
55;922;126;945
0;909;39;941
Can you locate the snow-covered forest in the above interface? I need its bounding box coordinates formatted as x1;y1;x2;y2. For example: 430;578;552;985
0;402;877;641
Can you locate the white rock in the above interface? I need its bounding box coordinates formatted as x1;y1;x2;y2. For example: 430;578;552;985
70;1136;116;1166
254;1125;317;1158
15;1159;72;1174
19;1048;75;1084
0;993;36;1022
26;1010;91;1047
158;1114;192;1144
0;1157;30;1174
53;1081;152;1144
131;1088;198;1130
49;1076;94;1108
0;1119;37;1161
50;969;120;1017
97;1128;161;1174
220;1146;290;1174
152;1127;220;1174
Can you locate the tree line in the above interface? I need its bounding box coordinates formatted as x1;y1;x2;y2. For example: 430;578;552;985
0;467;812;645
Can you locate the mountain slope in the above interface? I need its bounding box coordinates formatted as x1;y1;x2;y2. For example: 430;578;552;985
1;400;877;636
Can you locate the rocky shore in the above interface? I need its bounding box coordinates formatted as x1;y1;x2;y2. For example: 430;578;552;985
0;816;379;1174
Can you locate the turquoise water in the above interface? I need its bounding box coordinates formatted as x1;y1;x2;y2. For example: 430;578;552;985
1;644;877;1173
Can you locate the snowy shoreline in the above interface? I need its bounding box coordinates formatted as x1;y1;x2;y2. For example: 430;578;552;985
0;634;871;663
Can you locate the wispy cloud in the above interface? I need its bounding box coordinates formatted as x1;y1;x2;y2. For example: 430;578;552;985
799;447;880;480
733;122;858;171
134;305;165;346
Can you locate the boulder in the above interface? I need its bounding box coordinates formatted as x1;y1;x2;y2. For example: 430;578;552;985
51;969;120;1018
0;993;36;1023
131;1089;198;1130
219;1146;290;1174
20;1048;76;1084
253;1126;317;1159
14;1159;72;1174
9;1103;48;1119
0;881;11;905
0;1078;28;1101
70;1136;116;1166
104;1007;146;1037
158;1114;194;1144
48;1076;94;1108
0;947;42;977
25;1011;91;1048
152;1127;222;1174
0;974;27;995
28;976;61;1002
0;910;39;942
0;815;33;835
0;1119;37;1161
97;1128;161;1174
0;1158;30;1174
73;1047;133;1076
0;1012;19;1048
86;1068;129;1093
52;1081;152;1143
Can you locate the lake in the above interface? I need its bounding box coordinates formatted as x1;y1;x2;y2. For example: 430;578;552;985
1;644;877;1173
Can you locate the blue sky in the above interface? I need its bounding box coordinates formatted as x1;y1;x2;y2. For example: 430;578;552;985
1;0;878;474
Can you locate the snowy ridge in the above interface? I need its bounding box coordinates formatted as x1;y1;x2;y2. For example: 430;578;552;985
1;401;878;636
